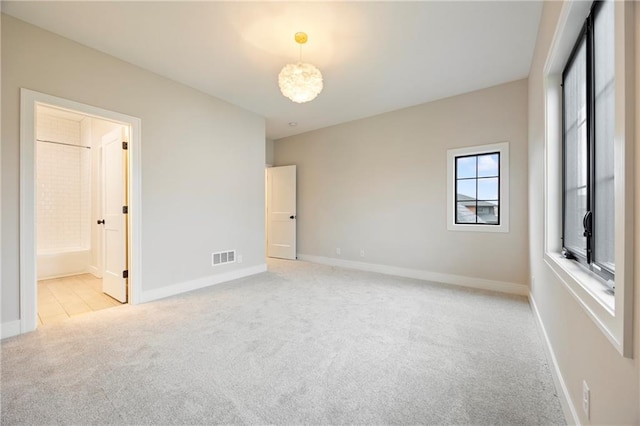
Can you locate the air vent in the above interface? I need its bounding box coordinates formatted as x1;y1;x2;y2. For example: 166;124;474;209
212;250;236;266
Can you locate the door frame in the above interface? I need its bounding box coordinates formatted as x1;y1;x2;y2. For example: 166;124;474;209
19;88;142;333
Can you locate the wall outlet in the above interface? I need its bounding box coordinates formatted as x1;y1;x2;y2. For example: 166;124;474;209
360;249;365;257
237;254;243;264
336;248;341;255
582;380;590;420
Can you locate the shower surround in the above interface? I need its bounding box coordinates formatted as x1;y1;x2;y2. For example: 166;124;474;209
36;107;91;279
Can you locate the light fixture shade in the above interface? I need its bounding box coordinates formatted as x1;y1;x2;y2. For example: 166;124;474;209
278;62;323;103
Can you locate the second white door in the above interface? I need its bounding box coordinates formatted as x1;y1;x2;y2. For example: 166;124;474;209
267;165;297;260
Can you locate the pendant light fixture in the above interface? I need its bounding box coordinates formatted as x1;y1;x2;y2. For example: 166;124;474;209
278;32;323;103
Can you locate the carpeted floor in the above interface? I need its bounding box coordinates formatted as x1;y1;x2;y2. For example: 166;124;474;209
1;259;565;425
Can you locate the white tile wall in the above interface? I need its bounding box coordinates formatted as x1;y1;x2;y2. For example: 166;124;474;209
37;110;91;252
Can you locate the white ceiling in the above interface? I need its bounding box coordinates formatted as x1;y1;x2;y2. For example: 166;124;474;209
2;1;542;140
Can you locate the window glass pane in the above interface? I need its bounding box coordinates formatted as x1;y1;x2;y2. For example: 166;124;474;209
477;153;499;177
563;38;588;256
477;201;499;224
453;151;501;226
456;202;477;223
456;179;476;199
456;156;476;179
594;0;615;271
477;178;498;200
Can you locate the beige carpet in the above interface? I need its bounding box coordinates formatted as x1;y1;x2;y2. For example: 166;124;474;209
1;259;565;425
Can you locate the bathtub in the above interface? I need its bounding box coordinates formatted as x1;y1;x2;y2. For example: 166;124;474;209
37;248;91;280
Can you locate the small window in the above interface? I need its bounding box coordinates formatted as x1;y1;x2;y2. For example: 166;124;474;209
447;142;509;233
561;0;615;285
455;152;500;225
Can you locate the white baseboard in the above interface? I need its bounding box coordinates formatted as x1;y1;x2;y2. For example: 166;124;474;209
529;294;580;425
88;265;102;278
140;263;267;303
298;254;528;296
1;320;21;339
37;269;93;281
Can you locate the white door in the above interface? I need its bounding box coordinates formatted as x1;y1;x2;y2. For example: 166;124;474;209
267;165;297;260
101;127;128;302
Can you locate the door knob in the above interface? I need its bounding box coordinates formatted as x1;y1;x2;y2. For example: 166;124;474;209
97;219;105;225
290;215;296;219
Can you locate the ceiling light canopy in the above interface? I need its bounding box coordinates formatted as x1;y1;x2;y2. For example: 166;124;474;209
278;32;323;103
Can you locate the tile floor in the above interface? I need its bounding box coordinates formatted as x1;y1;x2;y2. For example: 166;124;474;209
38;274;122;326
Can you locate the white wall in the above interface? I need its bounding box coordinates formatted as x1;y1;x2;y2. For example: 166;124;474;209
528;2;639;424
36;108;90;254
1;15;266;324
274;79;529;290
35;108;93;280
266;138;274;166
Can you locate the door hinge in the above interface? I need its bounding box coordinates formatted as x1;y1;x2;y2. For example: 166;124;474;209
122;141;128;150
123;270;129;279
122;205;128;214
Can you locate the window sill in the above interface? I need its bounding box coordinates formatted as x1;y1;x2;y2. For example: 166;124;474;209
544;251;618;346
545;252;614;312
447;223;509;233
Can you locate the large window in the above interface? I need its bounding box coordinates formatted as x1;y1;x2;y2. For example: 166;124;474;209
562;0;615;285
544;0;633;358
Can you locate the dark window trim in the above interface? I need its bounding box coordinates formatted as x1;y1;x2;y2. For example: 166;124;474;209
454;151;501;226
561;24;590;269
561;0;614;283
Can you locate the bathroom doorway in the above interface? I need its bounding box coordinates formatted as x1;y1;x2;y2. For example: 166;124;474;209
35;105;128;325
19;89;142;333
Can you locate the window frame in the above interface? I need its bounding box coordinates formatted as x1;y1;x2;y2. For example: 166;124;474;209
454;151;501;226
542;0;634;358
561;0;615;285
447;142;509;233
